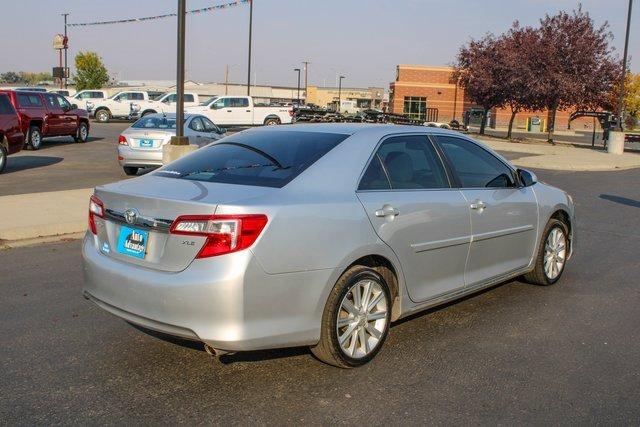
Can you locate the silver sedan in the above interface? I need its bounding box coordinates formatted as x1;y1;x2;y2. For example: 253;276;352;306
83;124;575;367
117;113;226;176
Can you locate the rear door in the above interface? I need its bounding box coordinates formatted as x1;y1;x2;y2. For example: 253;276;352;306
42;93;65;135
434;135;538;286
356;134;471;302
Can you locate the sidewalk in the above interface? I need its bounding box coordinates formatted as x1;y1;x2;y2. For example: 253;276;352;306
0;188;92;247
1;141;640;247
476;136;640;171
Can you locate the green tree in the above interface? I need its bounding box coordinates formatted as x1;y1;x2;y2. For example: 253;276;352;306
74;51;109;91
625;73;640;128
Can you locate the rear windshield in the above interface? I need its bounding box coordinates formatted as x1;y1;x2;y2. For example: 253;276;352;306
154;130;349;188
0;94;16;115
132;116;176;129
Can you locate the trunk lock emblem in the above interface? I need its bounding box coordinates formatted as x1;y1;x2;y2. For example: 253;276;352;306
124;208;139;225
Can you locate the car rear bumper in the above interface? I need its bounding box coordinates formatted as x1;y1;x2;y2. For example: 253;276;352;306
117;145;163;167
81;234;333;351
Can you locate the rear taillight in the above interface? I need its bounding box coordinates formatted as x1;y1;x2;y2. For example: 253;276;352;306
88;195;104;235
170;214;268;258
118;135;128;145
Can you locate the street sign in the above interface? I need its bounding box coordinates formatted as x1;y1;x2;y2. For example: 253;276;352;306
53;34;68;50
52;67;69;78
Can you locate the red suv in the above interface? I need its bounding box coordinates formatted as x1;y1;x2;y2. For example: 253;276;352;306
0;92;24;173
0;90;90;150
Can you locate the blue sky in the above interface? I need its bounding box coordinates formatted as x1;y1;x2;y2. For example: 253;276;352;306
3;0;638;87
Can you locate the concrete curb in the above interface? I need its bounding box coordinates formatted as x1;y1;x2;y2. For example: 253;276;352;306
0;188;92;243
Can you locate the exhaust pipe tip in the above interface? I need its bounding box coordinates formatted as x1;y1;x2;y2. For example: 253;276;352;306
203;343;232;357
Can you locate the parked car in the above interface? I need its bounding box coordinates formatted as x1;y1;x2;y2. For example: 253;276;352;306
129;92;200;120
0;92;25;173
68;89;108;111
186;95;293;126
82;124;574;367
117;113;225;176
0;90;90;150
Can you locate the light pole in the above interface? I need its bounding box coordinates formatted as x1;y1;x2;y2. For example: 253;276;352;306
246;0;253;96
62;13;69;89
175;0;186;141
294;68;301;105
337;75;345;113
617;0;634;131
302;60;310;105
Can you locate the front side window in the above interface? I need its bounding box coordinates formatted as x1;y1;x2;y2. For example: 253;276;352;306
57;95;71;110
403;96;427;121
155;131;348;188
436;136;516;188
76;92;90;100
230;97;249;108
201;117;219;133
360;135;448;190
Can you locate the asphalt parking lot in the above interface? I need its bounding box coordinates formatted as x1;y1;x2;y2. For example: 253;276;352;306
1;137;639;423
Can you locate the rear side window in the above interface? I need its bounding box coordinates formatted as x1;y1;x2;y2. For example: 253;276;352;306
155;131;348;188
17;93;43;107
0;94;16;115
184;94;194;103
360;135;449;190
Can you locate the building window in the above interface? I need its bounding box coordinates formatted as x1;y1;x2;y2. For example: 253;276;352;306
403;97;427;121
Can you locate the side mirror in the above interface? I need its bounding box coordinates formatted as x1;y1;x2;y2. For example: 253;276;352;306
217;127;226;134
518;168;537;187
210;104;220;110
71;103;78;110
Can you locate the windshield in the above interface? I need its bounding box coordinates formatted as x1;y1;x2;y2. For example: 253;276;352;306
108;92;122;100
154;130;348;188
131;116;176;129
201;96;218;106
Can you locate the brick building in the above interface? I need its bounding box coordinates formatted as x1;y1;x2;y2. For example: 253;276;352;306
389;64;598;132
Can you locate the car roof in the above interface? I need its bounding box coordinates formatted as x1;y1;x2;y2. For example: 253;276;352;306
138;113;199;119
242;122;460;136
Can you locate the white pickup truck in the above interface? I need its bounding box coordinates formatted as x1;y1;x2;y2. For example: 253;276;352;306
186;96;293;126
66;90;108;111
129;92;200;120
91;91;201;123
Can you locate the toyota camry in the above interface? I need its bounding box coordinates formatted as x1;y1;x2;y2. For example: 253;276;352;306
82;124;574;367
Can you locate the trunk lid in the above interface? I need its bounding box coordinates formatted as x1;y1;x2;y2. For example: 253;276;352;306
93;175;275;272
123;129;174;151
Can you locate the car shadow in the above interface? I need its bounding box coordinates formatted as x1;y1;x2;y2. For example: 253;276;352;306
4;155;63;173
32;136;105;150
599;194;640;208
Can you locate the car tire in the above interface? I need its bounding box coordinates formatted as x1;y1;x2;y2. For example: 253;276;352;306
0;143;7;174
95;109;111;123
311;266;391;368
123;166;139;176
27;126;42;150
75;122;89;143
523;218;569;286
264;117;280;126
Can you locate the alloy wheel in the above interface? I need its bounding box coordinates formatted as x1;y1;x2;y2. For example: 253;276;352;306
80;125;88;140
544;227;566;280
31;131;41;148
336;279;388;358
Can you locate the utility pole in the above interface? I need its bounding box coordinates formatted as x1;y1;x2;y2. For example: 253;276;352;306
246;0;253;96
62;13;69;89
617;0;634;131
338;75;345;113
302;61;310;105
225;64;229;95
294;68;301;105
175;0;186;140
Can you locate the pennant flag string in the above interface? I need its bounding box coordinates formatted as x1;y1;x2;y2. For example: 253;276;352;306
66;0;249;27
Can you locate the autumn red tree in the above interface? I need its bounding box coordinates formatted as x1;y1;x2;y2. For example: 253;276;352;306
536;7;619;143
453;34;509;135
500;24;546;139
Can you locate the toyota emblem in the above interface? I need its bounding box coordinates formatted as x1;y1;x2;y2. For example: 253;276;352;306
124;208;139;225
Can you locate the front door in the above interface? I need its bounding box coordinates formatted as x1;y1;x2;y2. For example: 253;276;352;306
357;134;471;303
434;135;538;286
55;95;77;134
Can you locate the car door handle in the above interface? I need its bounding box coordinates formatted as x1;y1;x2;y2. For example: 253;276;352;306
375;205;400;217
226;110;232;112
470;200;486;210
246;110;251;112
